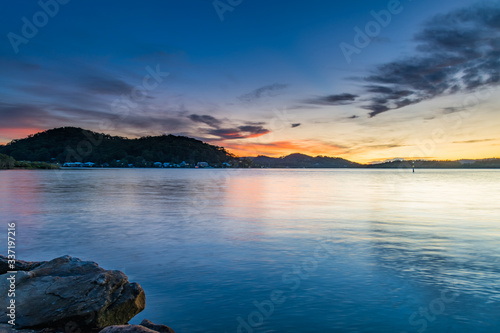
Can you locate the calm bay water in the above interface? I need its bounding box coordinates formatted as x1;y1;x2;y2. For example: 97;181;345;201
1;169;500;332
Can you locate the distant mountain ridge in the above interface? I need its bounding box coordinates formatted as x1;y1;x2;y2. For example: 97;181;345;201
367;158;500;169
249;154;500;168
249;153;361;168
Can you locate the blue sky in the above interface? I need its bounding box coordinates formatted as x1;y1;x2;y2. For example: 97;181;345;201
1;0;499;162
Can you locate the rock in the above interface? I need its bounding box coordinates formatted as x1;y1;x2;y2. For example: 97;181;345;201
0;255;145;331
99;321;176;333
0;323;42;333
139;320;175;333
0;323;62;333
0;257;44;274
100;325;156;333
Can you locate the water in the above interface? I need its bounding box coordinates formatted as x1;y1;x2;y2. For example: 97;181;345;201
1;169;500;332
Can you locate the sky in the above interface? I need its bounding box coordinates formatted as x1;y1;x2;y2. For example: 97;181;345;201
0;0;499;163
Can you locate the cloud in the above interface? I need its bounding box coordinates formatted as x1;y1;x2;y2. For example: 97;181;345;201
291;123;301;128
304;93;358;106
188;114;270;140
360;3;500;117
245;121;266;126
188;114;222;128
0;100;193;141
453;138;497;144
208;125;270;140
239;83;288;102
0;103;54;128
121;118;189;137
80;76;134;95
288;105;322;110
442;106;465;114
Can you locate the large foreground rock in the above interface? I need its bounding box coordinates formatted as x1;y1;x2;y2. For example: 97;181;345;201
0;255;145;331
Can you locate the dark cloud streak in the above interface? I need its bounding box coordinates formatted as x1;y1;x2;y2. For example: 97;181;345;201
453;138;497;144
304;93;358;106
188;114;222;128
188;113;271;140
208;125;270;140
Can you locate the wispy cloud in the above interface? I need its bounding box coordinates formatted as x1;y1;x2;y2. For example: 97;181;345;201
453;138;497;144
0;100;192;140
208;126;270;140
188;114;222;128
188;113;270;140
442;106;466;114
80;76;134;96
238;83;288;102
0;103;55;128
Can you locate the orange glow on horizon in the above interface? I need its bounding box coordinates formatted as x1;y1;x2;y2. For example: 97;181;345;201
0;127;46;145
224;140;346;158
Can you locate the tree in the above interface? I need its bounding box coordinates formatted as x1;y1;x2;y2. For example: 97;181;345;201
0;153;16;169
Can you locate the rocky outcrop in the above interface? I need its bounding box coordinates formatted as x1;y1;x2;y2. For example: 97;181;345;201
138;320;175;333
100;320;175;333
0;256;44;274
0;255;145;331
100;326;158;333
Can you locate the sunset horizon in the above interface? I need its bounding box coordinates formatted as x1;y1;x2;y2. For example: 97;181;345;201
1;125;498;164
2;1;499;165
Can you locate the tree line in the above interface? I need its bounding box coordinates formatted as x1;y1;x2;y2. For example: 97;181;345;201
0;127;241;167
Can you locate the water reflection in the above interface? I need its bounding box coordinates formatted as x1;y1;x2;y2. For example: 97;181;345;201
1;169;499;332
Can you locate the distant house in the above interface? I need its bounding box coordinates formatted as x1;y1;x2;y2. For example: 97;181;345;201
163;162;170;168
63;162;83;167
128;164;134;168
222;162;231;167
153;162;163;167
197;162;209;168
83;162;95;167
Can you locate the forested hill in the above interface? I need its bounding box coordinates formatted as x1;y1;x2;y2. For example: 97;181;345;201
0;127;237;166
249;153;361;168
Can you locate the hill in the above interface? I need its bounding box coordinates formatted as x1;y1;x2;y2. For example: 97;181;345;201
249;153;361;168
0;127;237;167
